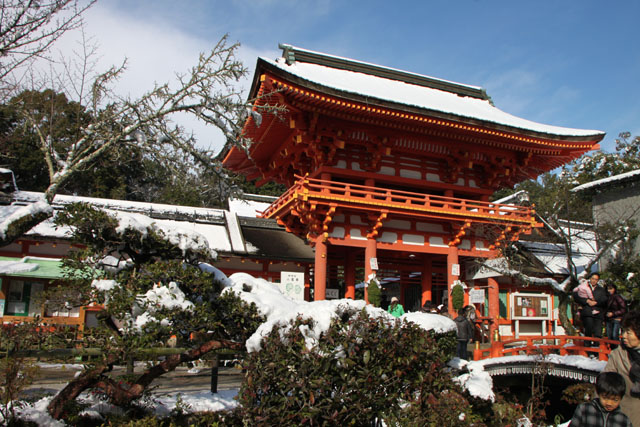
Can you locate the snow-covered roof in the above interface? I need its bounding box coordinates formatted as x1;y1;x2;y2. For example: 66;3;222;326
263;45;603;138
523;241;597;276
571;168;640;192
228;194;275;218
1;192;313;261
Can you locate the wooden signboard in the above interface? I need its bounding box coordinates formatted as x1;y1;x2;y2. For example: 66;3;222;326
510;292;551;320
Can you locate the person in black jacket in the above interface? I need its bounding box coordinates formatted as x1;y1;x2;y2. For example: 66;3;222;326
606;284;627;343
573;272;609;346
454;308;474;360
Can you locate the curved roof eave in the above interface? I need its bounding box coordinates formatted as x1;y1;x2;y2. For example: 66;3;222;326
253;57;604;144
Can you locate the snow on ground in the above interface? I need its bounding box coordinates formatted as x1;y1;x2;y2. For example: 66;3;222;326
12;390;239;426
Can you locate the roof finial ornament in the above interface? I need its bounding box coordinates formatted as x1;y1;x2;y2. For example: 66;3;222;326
279;43;296;65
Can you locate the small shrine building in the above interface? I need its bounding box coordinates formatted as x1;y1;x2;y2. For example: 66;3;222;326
223;44;604;338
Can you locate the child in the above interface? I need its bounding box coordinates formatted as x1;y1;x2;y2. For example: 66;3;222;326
569;371;631;426
574;278;599;316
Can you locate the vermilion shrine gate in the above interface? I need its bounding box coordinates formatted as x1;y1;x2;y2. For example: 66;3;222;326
223;44;604;339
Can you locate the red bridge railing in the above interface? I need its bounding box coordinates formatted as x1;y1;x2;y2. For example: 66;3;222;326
473;335;618;361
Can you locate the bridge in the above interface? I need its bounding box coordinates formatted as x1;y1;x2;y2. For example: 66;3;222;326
472;335;617;382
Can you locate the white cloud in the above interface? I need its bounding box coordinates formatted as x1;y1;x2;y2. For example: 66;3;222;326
32;3;282;155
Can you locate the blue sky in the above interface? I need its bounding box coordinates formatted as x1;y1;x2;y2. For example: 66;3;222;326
77;0;639;154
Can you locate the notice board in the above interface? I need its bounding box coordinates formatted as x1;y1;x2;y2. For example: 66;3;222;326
510;293;552;320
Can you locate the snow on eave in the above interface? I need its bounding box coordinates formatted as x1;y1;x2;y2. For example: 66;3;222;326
14;191;226;221
260;55;604;139
571;168;640;192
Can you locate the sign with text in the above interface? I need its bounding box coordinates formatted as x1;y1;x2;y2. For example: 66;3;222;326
326;288;339;299
451;263;460;276
511;293;552;320
280;271;305;301
469;289;485;304
369;257;378;271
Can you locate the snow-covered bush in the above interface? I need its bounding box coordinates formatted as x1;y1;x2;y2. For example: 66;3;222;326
236;307;469;425
42;203;265;420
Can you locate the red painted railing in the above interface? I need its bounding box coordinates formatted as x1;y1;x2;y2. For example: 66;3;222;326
473;335;618;361
262;175;536;225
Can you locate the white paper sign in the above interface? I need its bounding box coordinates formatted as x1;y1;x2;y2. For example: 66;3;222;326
451;263;460;276
369;257;379;270
469;289;485;304
280;271;305;301
326;288;339;299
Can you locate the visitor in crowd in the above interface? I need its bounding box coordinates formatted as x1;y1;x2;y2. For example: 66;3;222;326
421;301;439;313
438;297;451;318
454;308;474;360
606;284;627;342
387;296;404;318
569;371;631;427
604;311;640;426
573;272;608;345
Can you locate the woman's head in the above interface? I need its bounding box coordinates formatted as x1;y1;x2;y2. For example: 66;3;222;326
621;311;640;348
390;296;399;305
607;283;617;295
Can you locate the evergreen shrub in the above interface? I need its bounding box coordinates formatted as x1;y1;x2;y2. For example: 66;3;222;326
236;307;471;425
452;283;465;311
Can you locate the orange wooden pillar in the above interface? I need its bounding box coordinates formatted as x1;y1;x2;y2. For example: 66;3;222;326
314;235;327;300
345;250;356;299
488;277;499;341
421;256;432;306
447;246;459;315
364;238;377;304
400;271;409;306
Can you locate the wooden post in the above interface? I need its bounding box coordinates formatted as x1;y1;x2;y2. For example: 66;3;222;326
210;353;219;393
345;250;356;299
314;235;327;301
421;256;432;306
447;246;459;315
364;238;377;304
488;277;499;342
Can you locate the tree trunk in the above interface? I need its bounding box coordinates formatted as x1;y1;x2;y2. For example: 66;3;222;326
557;292;577;336
47;339;244;419
47;354;119;419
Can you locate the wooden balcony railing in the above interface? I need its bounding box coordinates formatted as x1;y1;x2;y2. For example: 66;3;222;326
262;175;537;225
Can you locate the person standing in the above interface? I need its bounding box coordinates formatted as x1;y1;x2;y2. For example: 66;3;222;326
573;272;608;345
606;284;627;342
604;311;640;426
454;308;474;360
387;296;404;318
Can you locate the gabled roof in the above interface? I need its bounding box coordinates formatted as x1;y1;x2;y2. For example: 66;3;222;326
253;44;604;140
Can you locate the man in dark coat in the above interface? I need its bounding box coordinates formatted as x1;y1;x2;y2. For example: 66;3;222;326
573;272;608;346
454;308;474;360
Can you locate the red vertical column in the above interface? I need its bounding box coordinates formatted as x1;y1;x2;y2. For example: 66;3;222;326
314;235;327;301
488;277;500;341
421;256;432;306
447;246;459;315
345;250;356;299
364;238;377;304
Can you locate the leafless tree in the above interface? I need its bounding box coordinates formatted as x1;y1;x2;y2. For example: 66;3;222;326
0;33;279;246
0;0;95;96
